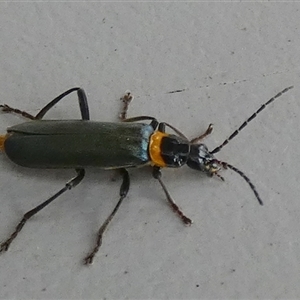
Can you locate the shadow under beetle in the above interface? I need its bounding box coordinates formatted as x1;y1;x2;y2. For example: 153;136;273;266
0;85;293;264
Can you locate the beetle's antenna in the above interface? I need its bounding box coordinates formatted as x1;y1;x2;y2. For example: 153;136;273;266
211;86;293;154
214;159;263;206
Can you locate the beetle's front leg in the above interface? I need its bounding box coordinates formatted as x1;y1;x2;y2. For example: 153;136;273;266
190;123;213;144
152;166;192;226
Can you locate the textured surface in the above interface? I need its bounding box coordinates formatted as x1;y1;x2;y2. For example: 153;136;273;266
0;3;299;299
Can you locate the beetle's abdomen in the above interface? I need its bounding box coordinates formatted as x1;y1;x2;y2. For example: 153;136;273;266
4;120;154;169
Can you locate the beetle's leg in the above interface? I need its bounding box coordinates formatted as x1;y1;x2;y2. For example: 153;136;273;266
119;91;134;121
0;169;85;253
36;88;90;120
84;168;130;265
0;104;36;120
190;124;213;144
123;116;158;131
119;91;159;129
119;92;158;129
152;166;192;226
158;122;189;140
0;88;90;121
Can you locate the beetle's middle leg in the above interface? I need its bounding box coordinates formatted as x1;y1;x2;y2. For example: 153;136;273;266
84;168;130;265
119;91;133;121
0;168;85;253
119;91;162;131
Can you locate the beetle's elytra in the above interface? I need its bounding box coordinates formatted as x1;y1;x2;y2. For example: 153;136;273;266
0;86;293;264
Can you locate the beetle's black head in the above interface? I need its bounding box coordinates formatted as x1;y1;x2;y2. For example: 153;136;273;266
160;134;190;167
187;143;220;176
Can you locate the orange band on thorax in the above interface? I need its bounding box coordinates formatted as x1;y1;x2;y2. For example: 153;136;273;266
0;134;7;151
149;131;168;167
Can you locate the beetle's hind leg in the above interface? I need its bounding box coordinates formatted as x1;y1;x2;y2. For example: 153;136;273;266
35;88;90;120
0;169;85;253
84;168;130;265
0;88;90;121
0;104;36;120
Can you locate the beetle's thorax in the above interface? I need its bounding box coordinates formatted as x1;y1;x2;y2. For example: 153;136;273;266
149;132;190;168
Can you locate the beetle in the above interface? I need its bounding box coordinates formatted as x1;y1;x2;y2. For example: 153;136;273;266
0;86;293;264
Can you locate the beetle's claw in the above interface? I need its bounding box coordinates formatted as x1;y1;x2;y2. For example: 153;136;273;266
84;254;94;265
0;241;10;252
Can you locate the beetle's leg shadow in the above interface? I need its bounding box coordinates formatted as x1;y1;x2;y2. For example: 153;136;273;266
0;169;85;253
84;168;130;265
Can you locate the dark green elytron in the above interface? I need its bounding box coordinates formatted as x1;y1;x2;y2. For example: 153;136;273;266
4;120;154;169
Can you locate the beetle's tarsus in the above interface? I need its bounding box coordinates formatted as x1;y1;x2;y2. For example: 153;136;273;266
182;216;193;226
84;255;94;265
0;241;10;252
119;91;133;121
190;123;214;144
0;104;36;120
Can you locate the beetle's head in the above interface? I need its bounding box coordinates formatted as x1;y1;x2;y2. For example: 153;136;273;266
186;142;263;205
187;143;221;177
